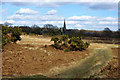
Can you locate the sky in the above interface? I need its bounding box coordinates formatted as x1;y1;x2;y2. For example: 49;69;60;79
0;0;119;31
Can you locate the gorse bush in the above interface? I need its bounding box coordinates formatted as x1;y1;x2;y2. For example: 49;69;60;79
51;35;90;51
69;37;85;51
51;37;60;49
51;37;59;43
61;35;69;41
2;25;11;45
11;27;22;43
2;25;22;46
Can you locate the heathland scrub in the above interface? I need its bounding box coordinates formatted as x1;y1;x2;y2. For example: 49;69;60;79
11;35;118;78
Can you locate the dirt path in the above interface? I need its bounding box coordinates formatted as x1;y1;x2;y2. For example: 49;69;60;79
51;48;112;78
2;35;119;78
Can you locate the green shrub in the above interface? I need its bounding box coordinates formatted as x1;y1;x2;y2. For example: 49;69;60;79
51;37;61;49
2;25;8;35
51;35;90;51
61;35;68;41
53;42;60;49
62;42;68;47
2;25;10;46
2;25;22;46
69;37;90;51
58;39;62;43
11;27;22;43
69;42;77;51
2;35;8;46
51;37;59;43
85;42;90;48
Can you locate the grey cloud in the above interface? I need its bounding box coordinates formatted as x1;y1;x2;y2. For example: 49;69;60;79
1;1;118;10
11;2;33;6
88;3;117;10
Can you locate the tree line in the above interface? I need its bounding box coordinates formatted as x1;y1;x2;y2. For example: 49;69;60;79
19;24;60;36
19;25;120;38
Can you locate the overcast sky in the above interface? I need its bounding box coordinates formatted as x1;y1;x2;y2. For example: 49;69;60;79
0;0;119;31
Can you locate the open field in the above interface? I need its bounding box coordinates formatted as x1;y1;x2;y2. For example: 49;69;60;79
2;35;119;78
